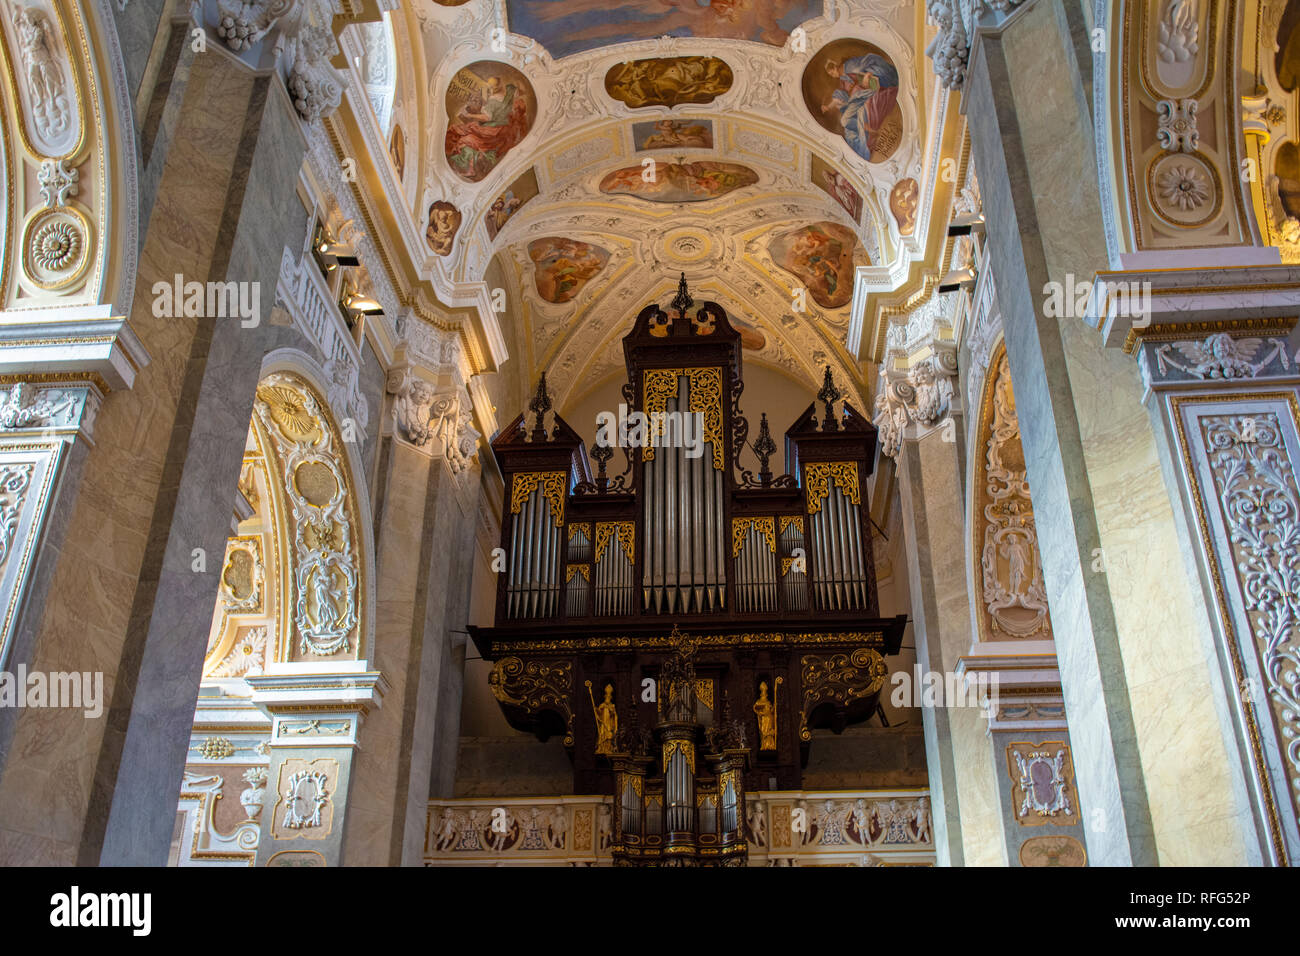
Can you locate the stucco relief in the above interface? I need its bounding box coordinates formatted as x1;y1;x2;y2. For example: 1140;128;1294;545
254;375;362;659
973;349;1052;640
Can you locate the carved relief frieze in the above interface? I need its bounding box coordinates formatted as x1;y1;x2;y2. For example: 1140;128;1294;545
1120;0;1250;248
386;368;479;473
874;293;959;457
0;1;81;157
1151;333;1290;383
270;757;337;839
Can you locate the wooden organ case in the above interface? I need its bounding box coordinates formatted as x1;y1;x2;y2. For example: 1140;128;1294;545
470;277;907;866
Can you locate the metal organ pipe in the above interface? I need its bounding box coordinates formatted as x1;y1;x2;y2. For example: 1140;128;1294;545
848;501;867;609
713;466;724;609
813;504;831;610
691;435;703;612
703;435;716;609
507;510;521;618
830;488;848;610
540;497;554;617
640;372;726;614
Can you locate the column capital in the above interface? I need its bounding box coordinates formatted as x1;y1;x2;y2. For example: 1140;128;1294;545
925;0;1028;91
206;0;348;124
874;293;960;457
1085;261;1300;399
246;663;390;747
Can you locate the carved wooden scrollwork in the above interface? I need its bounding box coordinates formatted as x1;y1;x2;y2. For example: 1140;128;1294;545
489;656;575;747
798;648;887;741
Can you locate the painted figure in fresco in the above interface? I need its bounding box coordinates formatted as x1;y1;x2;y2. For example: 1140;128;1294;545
425;201;461;256
820;53;899;162
604;56;733;109
753;681;777;751
639;119;712;149
445;75;529;181
486;189;523;238
599;161;757;203
789;225;846;302
528;238;608;303
820;168;861;221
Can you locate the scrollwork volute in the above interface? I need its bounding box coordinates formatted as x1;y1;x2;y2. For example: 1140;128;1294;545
489;656;575;747
386;370;480;473
798;648;888;741
1197;410;1300;835
873;356;957;459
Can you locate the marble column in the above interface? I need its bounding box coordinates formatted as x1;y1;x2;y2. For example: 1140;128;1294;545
0;28;316;864
877;298;998;866
1092;264;1300;865
949;0;1254;863
248;665;387;866
337;324;481;866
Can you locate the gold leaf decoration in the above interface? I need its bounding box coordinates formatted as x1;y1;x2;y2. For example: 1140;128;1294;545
510;471;567;526
804;462;860;514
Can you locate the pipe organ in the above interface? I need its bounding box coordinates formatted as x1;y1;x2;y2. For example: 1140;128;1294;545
471;276;906;865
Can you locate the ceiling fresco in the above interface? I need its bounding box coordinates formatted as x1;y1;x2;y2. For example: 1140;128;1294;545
504;0;825;59
365;0;947;414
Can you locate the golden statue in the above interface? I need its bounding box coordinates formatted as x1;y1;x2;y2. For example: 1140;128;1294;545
586;680;618;755
754;679;780;751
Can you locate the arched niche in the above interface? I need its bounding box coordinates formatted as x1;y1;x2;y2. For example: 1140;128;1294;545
202;367;372;680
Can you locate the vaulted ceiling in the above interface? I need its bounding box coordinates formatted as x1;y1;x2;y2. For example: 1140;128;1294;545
362;0;952;419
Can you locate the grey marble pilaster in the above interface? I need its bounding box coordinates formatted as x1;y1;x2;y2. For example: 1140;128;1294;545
91;66;311;866
895;425;968;866
962;0;1157;864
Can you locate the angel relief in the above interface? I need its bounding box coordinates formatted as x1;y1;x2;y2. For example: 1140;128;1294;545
1153;332;1289;380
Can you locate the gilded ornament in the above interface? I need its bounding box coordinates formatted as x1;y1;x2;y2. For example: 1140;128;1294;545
586;680;618;756
804;462;860;513
731;516;776;556
642;367;724;469
594;520;634;563
510;471;566;527
798;649;888;741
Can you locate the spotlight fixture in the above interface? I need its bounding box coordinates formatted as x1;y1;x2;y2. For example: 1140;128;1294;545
948;210;985;236
341;291;383;318
317;240;360;269
937;266;977;294
310;220;360;273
